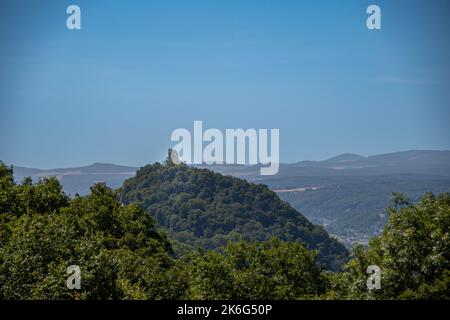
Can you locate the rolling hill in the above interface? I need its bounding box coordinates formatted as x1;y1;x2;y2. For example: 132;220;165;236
120;161;348;270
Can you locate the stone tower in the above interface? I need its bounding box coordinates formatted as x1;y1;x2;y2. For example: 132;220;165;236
167;149;180;164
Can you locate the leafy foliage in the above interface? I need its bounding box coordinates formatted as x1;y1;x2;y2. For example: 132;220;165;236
0;162;186;299
1;161;448;300
327;192;450;299
182;238;327;299
121;162;348;270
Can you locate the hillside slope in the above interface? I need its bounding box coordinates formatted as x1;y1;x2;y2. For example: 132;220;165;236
121;162;348;270
201;150;450;245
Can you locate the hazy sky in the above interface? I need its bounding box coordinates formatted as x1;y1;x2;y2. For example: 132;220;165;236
1;0;449;168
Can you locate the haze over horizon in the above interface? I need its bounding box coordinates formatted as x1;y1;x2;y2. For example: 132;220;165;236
6;149;450;171
1;0;450;168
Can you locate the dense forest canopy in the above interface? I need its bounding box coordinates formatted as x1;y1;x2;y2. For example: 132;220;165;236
329;192;450;299
0;162;184;299
120;161;348;270
0;161;448;299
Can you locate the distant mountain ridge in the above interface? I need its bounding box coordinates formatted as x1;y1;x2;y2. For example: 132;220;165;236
324;153;367;162
204;150;450;181
13;163;139;196
11;150;450;194
9;150;450;246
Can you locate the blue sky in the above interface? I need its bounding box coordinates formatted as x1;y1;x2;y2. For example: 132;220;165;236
1;0;449;168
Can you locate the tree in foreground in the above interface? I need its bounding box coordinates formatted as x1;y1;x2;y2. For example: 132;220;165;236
0;162;187;299
182;238;327;299
328;192;450;299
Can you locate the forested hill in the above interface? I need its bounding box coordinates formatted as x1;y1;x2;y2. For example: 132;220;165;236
121;161;348;270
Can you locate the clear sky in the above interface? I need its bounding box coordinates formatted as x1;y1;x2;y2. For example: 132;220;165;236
1;0;449;168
